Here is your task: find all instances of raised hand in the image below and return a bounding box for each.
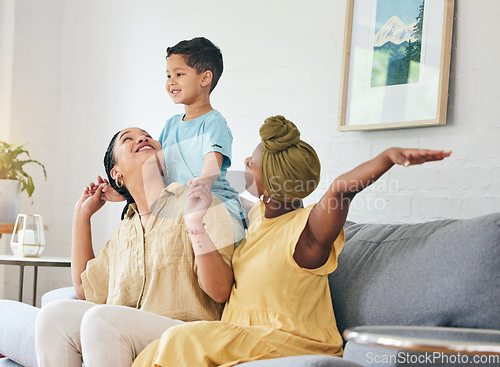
[74,184,106,217]
[98,175,126,202]
[388,148,452,167]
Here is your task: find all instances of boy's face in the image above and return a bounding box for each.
[166,54,209,105]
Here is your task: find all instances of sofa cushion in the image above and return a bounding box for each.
[329,213,500,337]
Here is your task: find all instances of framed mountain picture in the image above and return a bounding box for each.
[338,0,455,131]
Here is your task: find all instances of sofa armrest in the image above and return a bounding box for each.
[0,358,22,367]
[41,286,77,307]
[0,358,23,366]
[0,288,77,366]
[0,300,38,367]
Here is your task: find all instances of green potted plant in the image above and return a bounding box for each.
[0,141,47,223]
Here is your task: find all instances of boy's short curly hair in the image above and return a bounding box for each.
[167,37,223,93]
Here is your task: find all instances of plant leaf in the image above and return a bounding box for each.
[0,140,47,196]
[25,175,35,196]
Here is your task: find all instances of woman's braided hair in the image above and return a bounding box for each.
[103,131,135,219]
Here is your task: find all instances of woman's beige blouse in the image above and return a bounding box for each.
[81,182,235,322]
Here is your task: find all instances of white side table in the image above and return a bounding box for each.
[344,325,500,357]
[0,254,71,306]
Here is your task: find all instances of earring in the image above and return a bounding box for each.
[115,176,124,188]
[259,194,271,204]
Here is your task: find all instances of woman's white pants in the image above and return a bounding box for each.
[35,299,183,367]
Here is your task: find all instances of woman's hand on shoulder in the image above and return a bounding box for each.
[74,183,106,218]
[184,177,213,227]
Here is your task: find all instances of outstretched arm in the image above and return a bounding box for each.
[72,184,106,299]
[294,148,451,269]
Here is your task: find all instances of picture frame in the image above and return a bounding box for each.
[338,0,455,131]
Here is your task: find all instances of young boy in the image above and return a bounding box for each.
[161,37,245,240]
[103,37,246,242]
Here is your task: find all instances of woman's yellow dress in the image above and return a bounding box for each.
[133,202,345,366]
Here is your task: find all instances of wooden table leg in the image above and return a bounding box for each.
[32,266,38,306]
[18,265,24,302]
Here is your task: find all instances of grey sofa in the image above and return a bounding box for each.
[1,213,499,366]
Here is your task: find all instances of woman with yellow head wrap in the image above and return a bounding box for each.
[259,115,321,203]
[131,117,450,366]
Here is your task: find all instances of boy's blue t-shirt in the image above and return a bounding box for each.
[158,110,245,221]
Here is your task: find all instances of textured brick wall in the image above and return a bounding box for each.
[327,0,500,223]
[226,0,500,224]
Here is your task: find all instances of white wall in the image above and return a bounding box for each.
[0,0,16,299]
[1,0,499,302]
[0,0,15,141]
